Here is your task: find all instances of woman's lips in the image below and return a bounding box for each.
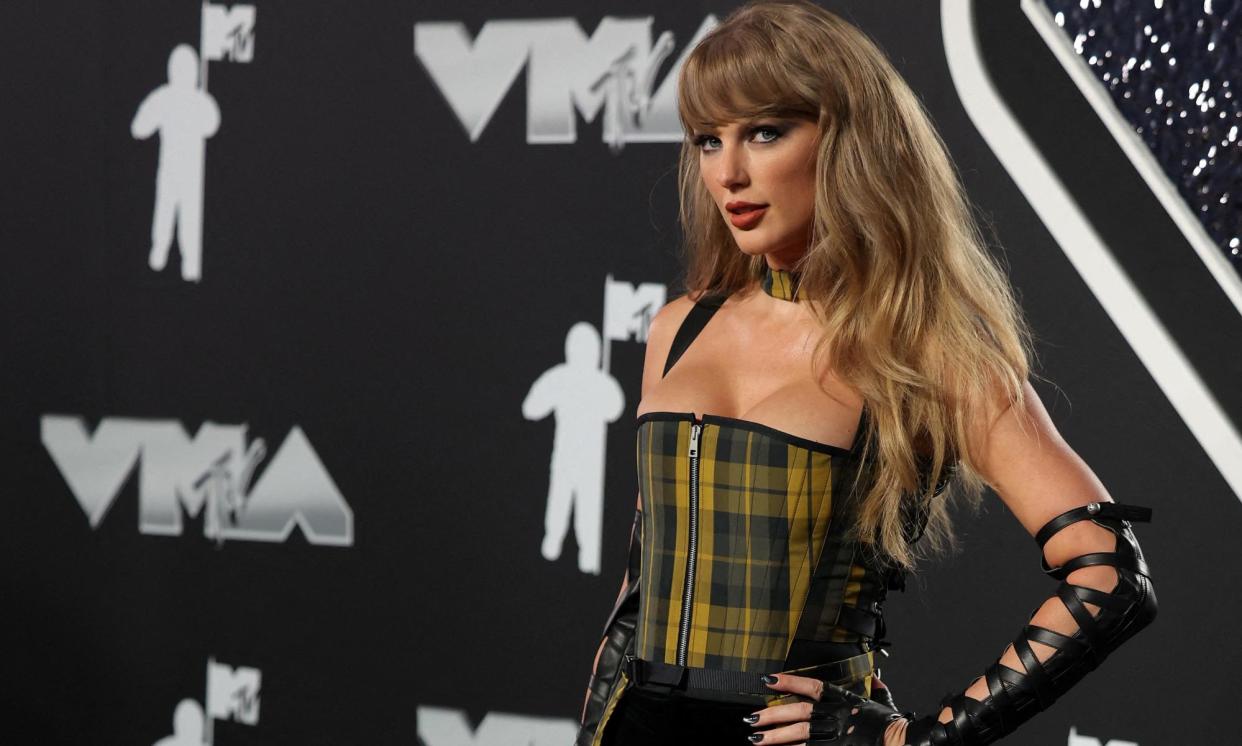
[729,205,767,229]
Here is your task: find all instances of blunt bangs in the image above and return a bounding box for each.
[677,23,821,135]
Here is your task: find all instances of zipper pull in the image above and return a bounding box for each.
[688,423,702,458]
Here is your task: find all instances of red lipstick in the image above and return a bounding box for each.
[726,200,768,229]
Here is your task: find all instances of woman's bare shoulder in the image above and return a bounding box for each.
[650,293,698,341]
[641,294,699,399]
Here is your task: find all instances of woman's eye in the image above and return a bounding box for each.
[694,134,720,152]
[752,126,781,143]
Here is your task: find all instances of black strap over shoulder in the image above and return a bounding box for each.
[662,293,727,378]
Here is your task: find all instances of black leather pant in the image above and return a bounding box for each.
[600,685,772,745]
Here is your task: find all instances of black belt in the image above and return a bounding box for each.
[623,651,875,701]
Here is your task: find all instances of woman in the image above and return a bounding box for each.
[577,2,1157,744]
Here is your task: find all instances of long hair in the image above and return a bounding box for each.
[675,0,1037,569]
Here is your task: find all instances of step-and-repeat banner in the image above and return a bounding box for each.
[4,1,1238,744]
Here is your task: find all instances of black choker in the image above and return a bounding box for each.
[761,266,804,302]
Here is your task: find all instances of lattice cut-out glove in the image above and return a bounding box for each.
[899,501,1157,745]
[793,681,906,744]
[576,506,644,746]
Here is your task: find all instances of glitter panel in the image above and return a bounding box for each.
[1042,0,1242,273]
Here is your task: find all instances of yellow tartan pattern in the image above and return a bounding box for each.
[634,413,883,673]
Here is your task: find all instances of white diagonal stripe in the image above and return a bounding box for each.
[940,0,1242,502]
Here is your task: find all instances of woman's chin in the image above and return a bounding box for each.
[733,235,781,257]
[731,231,763,248]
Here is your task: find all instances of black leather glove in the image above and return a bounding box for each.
[795,682,906,745]
[898,502,1157,745]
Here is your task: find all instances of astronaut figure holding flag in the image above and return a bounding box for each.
[131,44,220,282]
[523,322,625,575]
[523,276,665,575]
[130,3,254,282]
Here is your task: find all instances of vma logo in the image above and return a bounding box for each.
[42,415,353,546]
[414,15,718,152]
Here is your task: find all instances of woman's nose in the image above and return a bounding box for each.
[714,146,749,190]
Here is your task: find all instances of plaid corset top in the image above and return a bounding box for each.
[633,407,892,673]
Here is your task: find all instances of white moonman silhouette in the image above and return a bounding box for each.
[131,44,220,282]
[523,322,625,575]
[153,698,205,746]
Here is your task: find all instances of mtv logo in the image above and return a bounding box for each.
[202,3,257,63]
[603,276,666,343]
[207,660,261,725]
[1068,725,1138,746]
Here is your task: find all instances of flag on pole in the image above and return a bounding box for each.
[603,275,667,343]
[206,658,262,726]
[201,3,257,63]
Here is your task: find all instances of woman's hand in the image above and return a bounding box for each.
[881,717,908,746]
[746,672,909,745]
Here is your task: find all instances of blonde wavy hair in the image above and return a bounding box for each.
[675,0,1037,569]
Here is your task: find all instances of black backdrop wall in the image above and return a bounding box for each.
[3,1,1239,744]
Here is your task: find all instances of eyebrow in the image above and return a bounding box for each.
[692,117,787,135]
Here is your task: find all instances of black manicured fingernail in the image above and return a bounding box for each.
[742,713,760,724]
[760,674,778,685]
[748,734,764,743]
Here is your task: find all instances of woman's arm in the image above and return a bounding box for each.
[891,379,1157,744]
[751,380,1157,745]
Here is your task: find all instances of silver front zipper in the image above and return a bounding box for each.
[676,420,702,666]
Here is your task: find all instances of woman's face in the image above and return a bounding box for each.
[695,116,820,268]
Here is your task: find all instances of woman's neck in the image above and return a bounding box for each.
[761,263,804,302]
